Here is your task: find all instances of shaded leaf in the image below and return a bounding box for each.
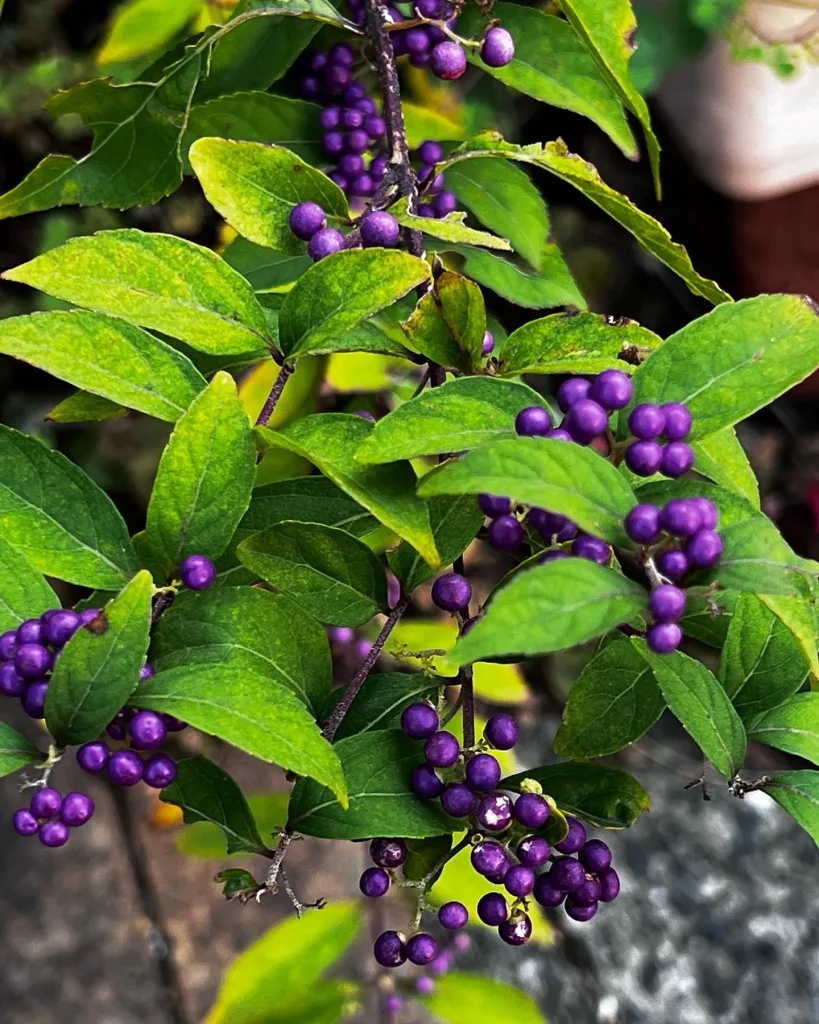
[0,722,42,779]
[388,495,483,593]
[177,793,288,859]
[747,694,819,766]
[392,197,511,251]
[446,242,586,311]
[47,391,128,424]
[222,236,312,292]
[762,771,819,846]
[0,536,58,633]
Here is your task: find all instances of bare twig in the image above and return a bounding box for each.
[256,361,295,427]
[18,744,64,791]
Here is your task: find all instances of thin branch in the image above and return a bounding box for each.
[256,361,295,427]
[454,554,475,749]
[262,828,295,894]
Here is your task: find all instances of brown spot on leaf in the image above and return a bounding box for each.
[625,27,638,51]
[83,613,109,635]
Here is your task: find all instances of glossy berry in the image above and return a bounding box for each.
[77,741,109,773]
[514,792,550,830]
[129,710,167,750]
[487,514,524,552]
[686,529,723,568]
[424,731,460,768]
[60,793,94,827]
[647,621,683,654]
[79,607,102,625]
[407,932,438,965]
[15,643,51,679]
[505,864,535,898]
[657,548,689,581]
[660,499,701,537]
[546,427,573,442]
[477,892,508,926]
[438,901,469,930]
[538,548,569,565]
[431,573,472,613]
[323,131,345,156]
[465,753,501,793]
[477,792,513,832]
[661,402,693,440]
[566,399,608,444]
[441,782,479,818]
[661,441,694,478]
[565,896,598,922]
[143,753,178,789]
[22,681,48,719]
[108,750,144,787]
[0,629,17,660]
[590,369,632,411]
[0,662,25,697]
[481,26,515,67]
[339,153,364,177]
[580,839,612,872]
[482,330,495,355]
[471,840,509,879]
[39,821,70,848]
[341,108,363,129]
[517,834,550,867]
[484,713,519,750]
[360,210,400,248]
[31,788,62,819]
[533,874,565,907]
[628,403,665,440]
[431,40,467,79]
[401,702,439,739]
[359,866,391,898]
[364,115,386,140]
[499,911,532,946]
[374,930,407,968]
[574,877,603,907]
[139,664,155,681]
[550,856,586,892]
[690,497,719,531]
[650,584,686,623]
[289,201,326,240]
[626,440,663,477]
[13,808,39,836]
[308,227,345,261]
[320,106,341,130]
[180,554,216,591]
[411,763,444,798]
[625,504,661,544]
[529,508,566,540]
[42,609,80,647]
[17,618,43,644]
[598,866,621,902]
[370,837,407,868]
[478,493,511,518]
[515,405,551,437]
[573,535,610,565]
[557,377,591,413]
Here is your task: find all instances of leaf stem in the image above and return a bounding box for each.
[256,361,295,427]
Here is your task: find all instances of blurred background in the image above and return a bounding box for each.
[2,1,819,1022]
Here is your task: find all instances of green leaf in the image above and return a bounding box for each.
[0,536,58,633]
[457,3,637,161]
[178,793,288,859]
[184,93,324,166]
[45,571,153,746]
[452,243,587,310]
[403,835,453,882]
[718,593,809,717]
[391,197,511,251]
[761,588,819,683]
[443,135,730,305]
[630,296,819,439]
[501,761,650,828]
[132,665,347,804]
[445,157,549,270]
[403,102,467,149]
[151,587,331,716]
[161,755,268,856]
[0,425,138,589]
[47,391,128,424]
[189,139,348,255]
[451,560,647,666]
[222,237,312,292]
[498,312,662,377]
[326,672,440,742]
[146,372,256,579]
[258,414,440,568]
[98,0,200,65]
[418,437,637,546]
[0,722,42,779]
[4,230,271,356]
[388,495,483,593]
[761,771,819,845]
[633,640,746,778]
[237,522,388,626]
[0,311,205,422]
[357,377,553,465]
[215,868,260,899]
[746,694,819,766]
[690,428,760,508]
[278,249,431,358]
[680,590,736,648]
[436,270,487,370]
[288,730,456,839]
[225,0,350,26]
[423,972,546,1024]
[554,635,665,758]
[401,290,471,372]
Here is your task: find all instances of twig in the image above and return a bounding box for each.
[280,868,327,918]
[261,828,295,895]
[454,554,475,749]
[729,775,771,798]
[19,744,64,791]
[683,760,712,802]
[256,361,295,427]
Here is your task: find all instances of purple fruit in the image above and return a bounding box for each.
[579,839,612,872]
[374,930,407,968]
[330,42,356,67]
[22,680,48,719]
[626,440,663,477]
[13,808,39,836]
[690,497,719,531]
[478,493,511,518]
[482,330,495,355]
[477,892,508,926]
[325,64,351,93]
[657,549,689,580]
[661,402,692,440]
[346,128,370,153]
[555,816,586,854]
[415,976,435,995]
[572,535,611,565]
[323,131,345,156]
[418,139,444,164]
[498,911,532,946]
[39,821,70,848]
[77,742,110,773]
[504,864,535,898]
[79,607,102,625]
[431,573,472,612]
[424,731,460,768]
[433,190,457,218]
[533,874,565,907]
[0,629,17,660]
[598,866,621,902]
[0,662,25,697]
[143,752,177,789]
[565,896,598,921]
[487,514,524,551]
[517,834,550,867]
[30,788,62,819]
[106,718,127,741]
[320,106,341,130]
[566,399,608,444]
[650,584,686,623]
[360,210,400,248]
[407,932,438,965]
[686,529,723,568]
[139,663,155,682]
[539,550,569,564]
[431,40,467,79]
[364,115,386,140]
[590,369,632,411]
[341,108,363,129]
[129,710,167,750]
[406,27,430,54]
[438,901,469,930]
[15,642,51,679]
[659,499,701,537]
[529,508,568,540]
[477,792,512,832]
[308,227,345,261]
[573,877,602,907]
[484,713,519,750]
[107,750,144,787]
[370,837,407,868]
[625,504,661,544]
[401,702,439,739]
[481,26,515,67]
[465,753,501,793]
[513,792,551,829]
[16,618,43,644]
[628,403,665,440]
[60,792,94,827]
[557,378,591,413]
[470,840,508,879]
[411,763,444,798]
[384,995,403,1013]
[515,405,552,437]
[550,856,586,892]
[660,441,694,478]
[546,427,572,442]
[360,866,391,898]
[180,554,216,591]
[647,621,682,654]
[441,782,479,818]
[340,155,365,179]
[289,201,326,240]
[162,715,187,733]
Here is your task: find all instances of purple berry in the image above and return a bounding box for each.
[574,877,602,907]
[310,51,328,72]
[477,792,512,832]
[0,629,17,660]
[481,26,515,67]
[60,792,94,827]
[517,834,550,867]
[453,934,470,951]
[407,932,438,965]
[39,821,70,848]
[504,864,535,898]
[345,83,366,104]
[411,763,444,798]
[661,441,694,478]
[30,788,62,819]
[320,106,341,130]
[418,140,444,164]
[364,115,386,140]
[180,554,216,591]
[487,514,524,552]
[441,782,478,818]
[533,874,565,907]
[401,702,439,739]
[339,153,364,177]
[661,402,692,440]
[300,75,320,99]
[471,840,509,879]
[370,156,387,179]
[356,96,378,115]
[384,995,402,1013]
[628,403,665,440]
[625,504,661,544]
[409,49,431,69]
[22,680,48,719]
[513,792,551,829]
[550,856,586,892]
[374,930,407,968]
[17,618,44,644]
[515,405,552,437]
[15,642,51,679]
[308,227,345,261]
[686,529,723,568]
[162,715,187,733]
[140,664,155,682]
[465,753,501,793]
[657,548,689,580]
[341,107,363,129]
[572,535,611,565]
[107,750,144,787]
[625,440,663,476]
[0,662,25,697]
[477,892,508,926]
[647,621,682,654]
[431,41,467,79]
[555,816,586,854]
[289,201,326,241]
[129,710,167,750]
[106,718,127,741]
[405,27,430,54]
[590,369,632,411]
[659,498,702,537]
[539,550,569,564]
[79,607,102,625]
[360,866,391,898]
[546,427,572,442]
[424,731,460,768]
[77,742,109,773]
[431,573,472,613]
[498,911,532,946]
[482,330,495,355]
[579,839,612,872]
[565,896,598,922]
[323,131,345,156]
[325,65,352,93]
[433,190,457,218]
[566,399,608,444]
[345,128,370,153]
[360,210,400,248]
[598,866,621,902]
[370,837,407,868]
[484,713,519,750]
[690,497,719,531]
[557,377,591,413]
[650,584,686,623]
[438,901,469,930]
[13,808,39,836]
[529,508,568,541]
[143,752,178,789]
[415,976,435,995]
[330,42,356,66]
[478,493,511,518]
[415,0,444,14]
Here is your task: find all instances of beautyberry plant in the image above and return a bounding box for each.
[1,0,819,1020]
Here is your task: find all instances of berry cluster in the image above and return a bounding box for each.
[411,139,458,220]
[12,787,94,848]
[389,4,515,79]
[625,496,723,653]
[624,402,694,478]
[382,931,470,1009]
